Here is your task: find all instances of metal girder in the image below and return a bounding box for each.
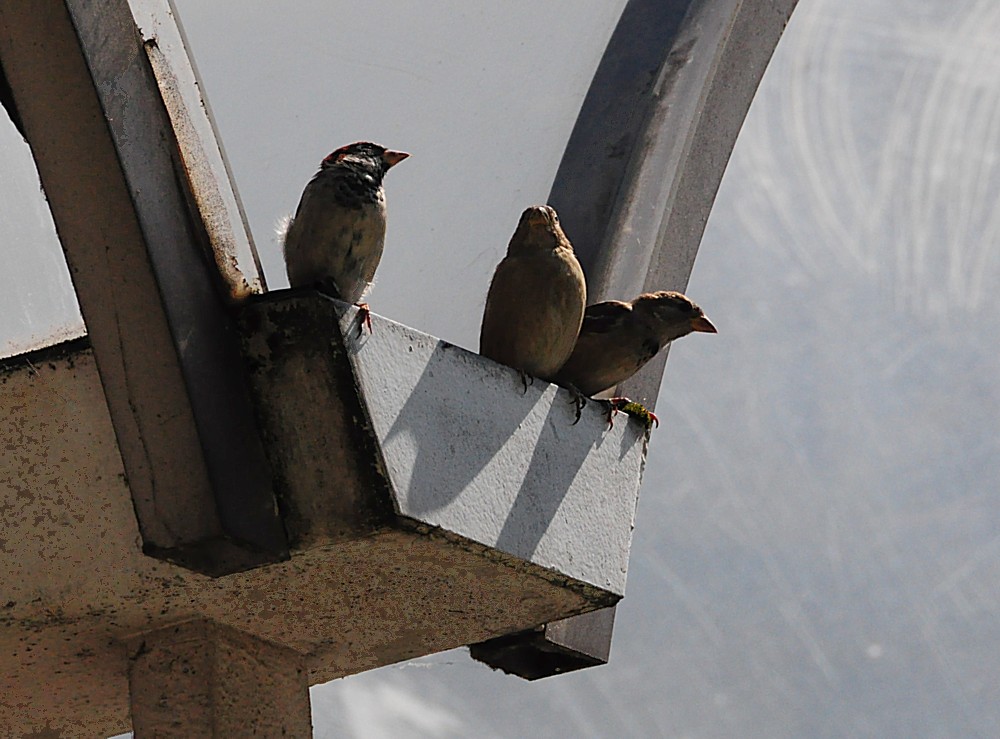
[472,0,799,679]
[0,0,286,574]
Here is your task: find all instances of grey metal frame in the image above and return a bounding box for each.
[472,0,799,679]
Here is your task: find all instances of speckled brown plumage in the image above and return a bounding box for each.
[554,290,716,396]
[283,141,408,303]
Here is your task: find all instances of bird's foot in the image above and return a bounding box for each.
[601,399,619,429]
[355,302,372,336]
[608,397,659,430]
[518,370,535,394]
[565,384,588,425]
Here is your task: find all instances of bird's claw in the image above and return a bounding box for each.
[603,399,619,429]
[565,385,587,425]
[608,397,659,430]
[518,370,535,394]
[355,302,372,337]
[571,390,587,426]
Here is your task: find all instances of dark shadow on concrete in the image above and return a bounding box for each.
[493,399,606,560]
[378,341,540,516]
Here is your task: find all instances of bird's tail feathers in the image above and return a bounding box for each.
[275,213,293,255]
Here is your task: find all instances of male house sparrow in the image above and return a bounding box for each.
[283,142,409,324]
[480,205,586,381]
[554,290,717,397]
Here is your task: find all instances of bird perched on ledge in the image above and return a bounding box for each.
[480,205,586,381]
[283,141,409,329]
[554,290,717,398]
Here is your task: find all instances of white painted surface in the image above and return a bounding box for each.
[341,305,647,596]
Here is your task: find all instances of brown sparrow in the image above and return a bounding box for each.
[283,142,408,329]
[555,290,716,397]
[480,205,586,381]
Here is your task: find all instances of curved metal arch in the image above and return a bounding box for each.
[474,0,799,679]
[551,0,799,407]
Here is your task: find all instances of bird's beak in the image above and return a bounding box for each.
[690,315,717,333]
[383,150,410,168]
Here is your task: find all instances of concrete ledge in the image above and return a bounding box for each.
[240,291,648,596]
[2,294,648,735]
[372,326,644,594]
[347,297,646,594]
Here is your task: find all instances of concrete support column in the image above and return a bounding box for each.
[127,620,312,738]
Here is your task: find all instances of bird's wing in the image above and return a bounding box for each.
[638,336,661,365]
[580,300,632,334]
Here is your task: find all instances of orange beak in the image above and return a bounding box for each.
[690,315,717,333]
[383,150,410,168]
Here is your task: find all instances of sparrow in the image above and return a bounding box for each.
[554,290,717,398]
[480,205,587,382]
[283,141,409,330]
